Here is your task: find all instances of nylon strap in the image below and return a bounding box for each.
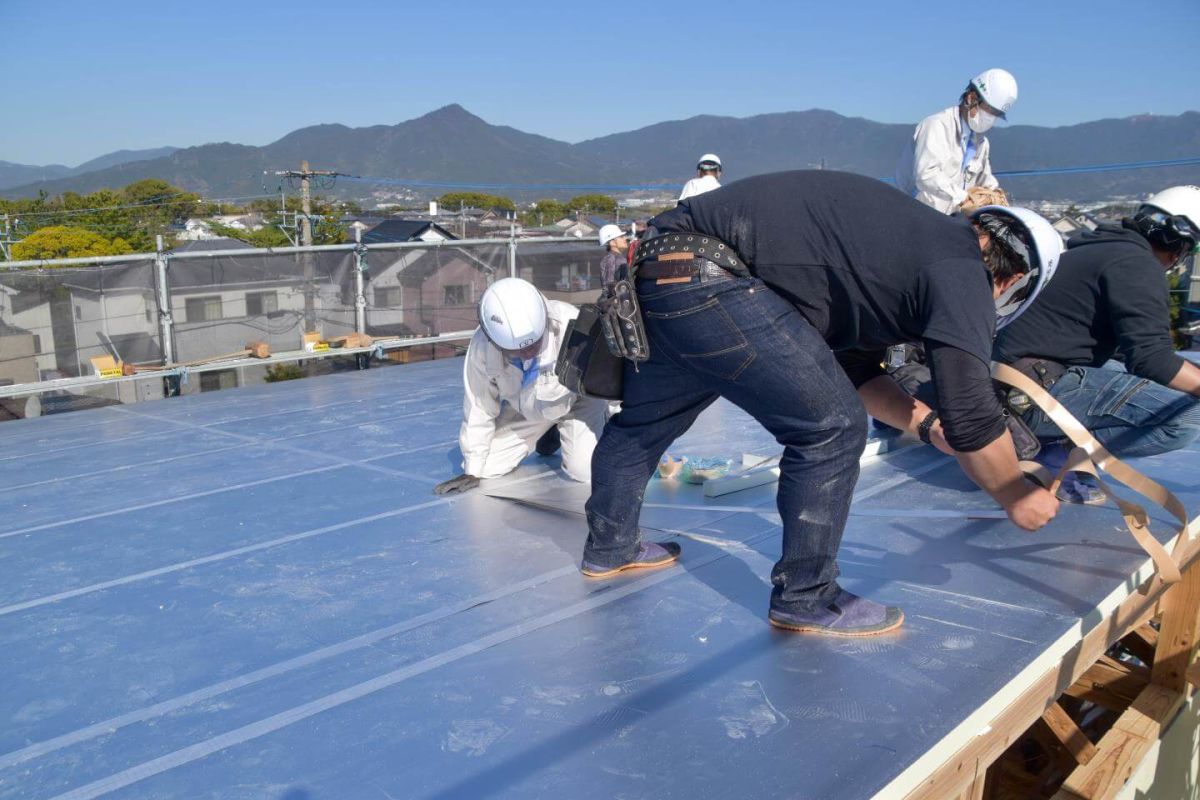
[993,362,1195,587]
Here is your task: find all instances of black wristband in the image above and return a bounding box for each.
[918,410,939,444]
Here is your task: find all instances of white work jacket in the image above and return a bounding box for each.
[459,299,579,476]
[679,175,721,202]
[895,106,999,214]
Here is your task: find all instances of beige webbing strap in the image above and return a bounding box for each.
[993,362,1193,587]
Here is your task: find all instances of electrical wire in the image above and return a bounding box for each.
[337,155,1200,193]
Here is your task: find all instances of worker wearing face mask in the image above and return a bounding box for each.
[896,68,1018,215]
[432,278,611,495]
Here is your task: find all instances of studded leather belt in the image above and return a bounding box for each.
[632,233,750,279]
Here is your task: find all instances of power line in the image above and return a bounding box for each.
[338,155,1200,193]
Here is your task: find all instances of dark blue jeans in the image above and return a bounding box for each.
[1024,365,1200,458]
[583,274,867,614]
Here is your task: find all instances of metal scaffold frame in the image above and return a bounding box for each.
[0,234,591,401]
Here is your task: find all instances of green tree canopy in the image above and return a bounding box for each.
[11,226,132,260]
[565,194,617,215]
[520,199,568,226]
[437,192,515,212]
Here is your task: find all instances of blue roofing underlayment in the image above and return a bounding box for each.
[0,358,1196,799]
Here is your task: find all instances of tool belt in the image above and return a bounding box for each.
[993,362,1196,589]
[1002,357,1068,418]
[632,233,751,279]
[554,304,624,400]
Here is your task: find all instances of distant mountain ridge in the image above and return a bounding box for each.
[3,106,1198,203]
[0,146,180,191]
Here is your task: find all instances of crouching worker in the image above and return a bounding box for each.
[581,170,1062,636]
[433,278,611,495]
[994,186,1200,489]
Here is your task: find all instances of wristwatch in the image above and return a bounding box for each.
[918,410,939,445]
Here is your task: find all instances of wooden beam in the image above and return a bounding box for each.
[1187,659,1200,690]
[1062,656,1150,712]
[1039,702,1097,765]
[1118,624,1158,668]
[902,579,1164,800]
[1151,558,1200,693]
[1051,684,1185,800]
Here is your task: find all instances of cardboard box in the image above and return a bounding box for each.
[301,331,328,353]
[89,355,124,378]
[331,333,374,349]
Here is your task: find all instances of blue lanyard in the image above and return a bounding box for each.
[961,129,977,175]
[510,357,539,388]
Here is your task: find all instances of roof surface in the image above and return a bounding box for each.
[0,357,1195,799]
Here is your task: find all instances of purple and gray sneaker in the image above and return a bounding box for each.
[768,589,904,637]
[580,541,682,578]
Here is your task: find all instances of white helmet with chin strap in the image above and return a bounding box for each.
[477,278,548,351]
[969,68,1018,117]
[1135,185,1200,265]
[598,224,625,248]
[971,205,1063,329]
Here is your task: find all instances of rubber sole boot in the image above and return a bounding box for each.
[535,426,561,457]
[768,589,904,637]
[1056,471,1107,505]
[580,541,682,578]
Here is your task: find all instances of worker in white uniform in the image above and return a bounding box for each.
[678,154,722,202]
[896,69,1018,214]
[433,278,611,495]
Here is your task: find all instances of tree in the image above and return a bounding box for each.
[566,194,617,216]
[11,226,132,260]
[520,199,568,227]
[437,192,515,212]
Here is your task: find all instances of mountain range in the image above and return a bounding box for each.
[3,105,1198,203]
[0,147,179,191]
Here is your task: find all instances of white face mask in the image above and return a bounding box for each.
[967,108,997,133]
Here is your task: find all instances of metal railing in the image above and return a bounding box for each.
[0,233,607,412]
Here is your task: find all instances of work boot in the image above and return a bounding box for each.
[580,541,682,578]
[535,426,561,457]
[1056,472,1107,505]
[1038,443,1106,505]
[768,589,904,637]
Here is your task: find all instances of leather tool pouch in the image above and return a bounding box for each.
[1002,405,1042,461]
[599,279,650,364]
[555,303,624,400]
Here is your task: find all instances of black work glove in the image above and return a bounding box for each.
[433,474,480,495]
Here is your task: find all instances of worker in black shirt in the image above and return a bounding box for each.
[995,186,1200,475]
[579,170,1063,636]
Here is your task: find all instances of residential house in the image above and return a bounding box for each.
[1051,213,1098,238]
[362,220,456,245]
[0,319,39,388]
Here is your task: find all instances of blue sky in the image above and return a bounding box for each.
[2,0,1198,166]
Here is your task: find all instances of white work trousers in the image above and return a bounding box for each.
[471,397,610,483]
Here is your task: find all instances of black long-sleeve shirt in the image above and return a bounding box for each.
[994,222,1184,385]
[650,170,1006,452]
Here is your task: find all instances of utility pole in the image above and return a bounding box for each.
[0,214,16,261]
[269,161,340,331]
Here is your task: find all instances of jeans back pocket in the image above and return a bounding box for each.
[643,297,756,381]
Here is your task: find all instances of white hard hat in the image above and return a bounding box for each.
[970,69,1018,118]
[1142,186,1200,236]
[478,278,547,351]
[972,205,1063,329]
[697,153,722,169]
[598,224,625,247]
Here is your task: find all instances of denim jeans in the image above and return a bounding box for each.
[1023,365,1200,458]
[583,273,867,613]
